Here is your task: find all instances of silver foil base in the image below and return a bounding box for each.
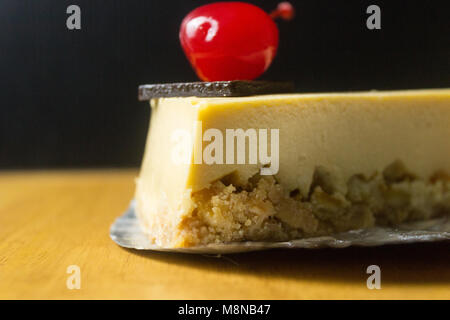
[110,200,450,254]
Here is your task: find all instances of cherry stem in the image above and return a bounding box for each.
[270,2,295,21]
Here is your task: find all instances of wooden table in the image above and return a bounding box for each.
[0,170,449,299]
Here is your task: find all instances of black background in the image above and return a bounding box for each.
[1,0,449,169]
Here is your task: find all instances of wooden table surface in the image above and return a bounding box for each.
[0,169,449,300]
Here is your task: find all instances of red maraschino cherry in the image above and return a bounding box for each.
[179,2,294,81]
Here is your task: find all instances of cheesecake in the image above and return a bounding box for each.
[135,88,450,248]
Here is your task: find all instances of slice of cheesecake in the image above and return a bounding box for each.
[135,89,450,248]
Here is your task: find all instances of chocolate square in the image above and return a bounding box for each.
[138,81,295,101]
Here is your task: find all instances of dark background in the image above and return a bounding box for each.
[1,0,449,169]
